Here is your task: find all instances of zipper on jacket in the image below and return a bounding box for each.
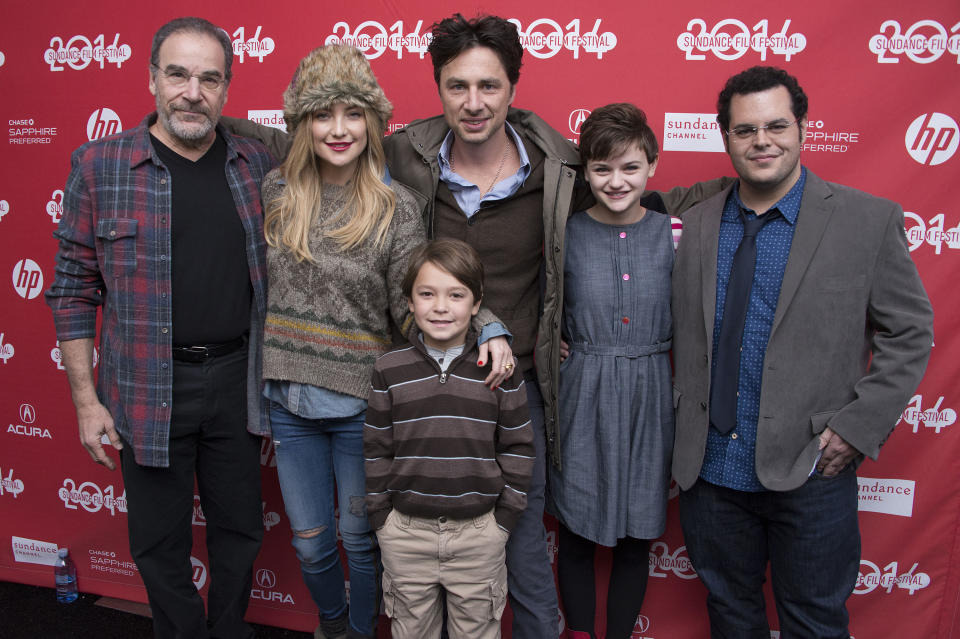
[414,337,471,384]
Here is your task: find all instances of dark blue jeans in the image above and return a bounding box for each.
[505,373,560,639]
[679,468,860,639]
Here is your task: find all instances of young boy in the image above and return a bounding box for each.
[364,239,534,639]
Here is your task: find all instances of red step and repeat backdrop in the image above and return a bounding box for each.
[2,1,958,637]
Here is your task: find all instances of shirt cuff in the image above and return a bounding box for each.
[478,322,512,346]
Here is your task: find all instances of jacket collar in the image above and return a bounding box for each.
[402,107,582,168]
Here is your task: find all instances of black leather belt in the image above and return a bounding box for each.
[171,336,245,362]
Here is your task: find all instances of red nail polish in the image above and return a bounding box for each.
[477,360,484,366]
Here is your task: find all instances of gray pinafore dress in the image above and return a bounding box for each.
[548,210,675,546]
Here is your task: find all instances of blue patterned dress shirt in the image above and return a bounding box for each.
[701,168,807,491]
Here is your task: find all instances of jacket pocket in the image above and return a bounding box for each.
[95,218,138,276]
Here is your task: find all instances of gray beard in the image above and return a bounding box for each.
[158,109,215,148]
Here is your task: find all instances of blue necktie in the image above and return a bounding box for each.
[709,209,780,435]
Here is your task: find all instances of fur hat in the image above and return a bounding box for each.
[283,45,393,138]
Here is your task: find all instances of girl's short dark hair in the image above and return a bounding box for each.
[402,239,484,302]
[579,103,659,164]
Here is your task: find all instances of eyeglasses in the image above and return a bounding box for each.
[151,64,226,92]
[725,118,800,141]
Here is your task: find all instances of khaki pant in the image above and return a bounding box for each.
[376,509,509,639]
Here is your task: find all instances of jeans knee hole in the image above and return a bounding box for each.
[294,526,326,538]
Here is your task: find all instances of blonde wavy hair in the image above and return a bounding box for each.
[264,108,396,261]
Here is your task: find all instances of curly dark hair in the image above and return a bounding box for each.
[427,14,523,87]
[716,66,807,133]
[579,103,659,164]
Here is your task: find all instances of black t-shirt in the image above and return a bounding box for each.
[151,132,251,345]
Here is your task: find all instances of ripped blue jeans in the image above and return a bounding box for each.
[269,404,378,637]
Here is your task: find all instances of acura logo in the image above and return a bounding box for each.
[19,404,36,424]
[634,614,650,633]
[569,108,591,135]
[256,568,276,589]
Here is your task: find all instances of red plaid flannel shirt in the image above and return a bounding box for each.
[46,114,276,467]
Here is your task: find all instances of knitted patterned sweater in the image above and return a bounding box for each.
[261,168,425,398]
[364,333,535,532]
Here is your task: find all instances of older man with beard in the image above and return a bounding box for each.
[46,17,275,639]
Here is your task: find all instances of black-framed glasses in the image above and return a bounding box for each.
[726,118,800,141]
[151,64,225,92]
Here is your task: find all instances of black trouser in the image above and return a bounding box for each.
[557,523,650,639]
[120,348,263,639]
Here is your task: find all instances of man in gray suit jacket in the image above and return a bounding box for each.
[671,66,933,638]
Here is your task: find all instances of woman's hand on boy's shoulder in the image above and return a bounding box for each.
[479,336,515,389]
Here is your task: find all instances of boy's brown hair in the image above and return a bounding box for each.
[402,239,484,302]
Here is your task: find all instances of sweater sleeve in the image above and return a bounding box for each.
[493,361,535,532]
[259,168,284,213]
[364,361,395,530]
[386,185,427,338]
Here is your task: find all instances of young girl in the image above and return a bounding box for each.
[548,103,680,639]
[365,239,534,639]
[260,45,425,639]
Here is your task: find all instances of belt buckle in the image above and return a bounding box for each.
[182,345,211,358]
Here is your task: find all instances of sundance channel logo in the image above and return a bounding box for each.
[663,113,725,153]
[247,110,286,132]
[857,477,915,517]
[11,536,59,566]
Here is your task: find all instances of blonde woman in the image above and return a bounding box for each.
[260,45,423,639]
